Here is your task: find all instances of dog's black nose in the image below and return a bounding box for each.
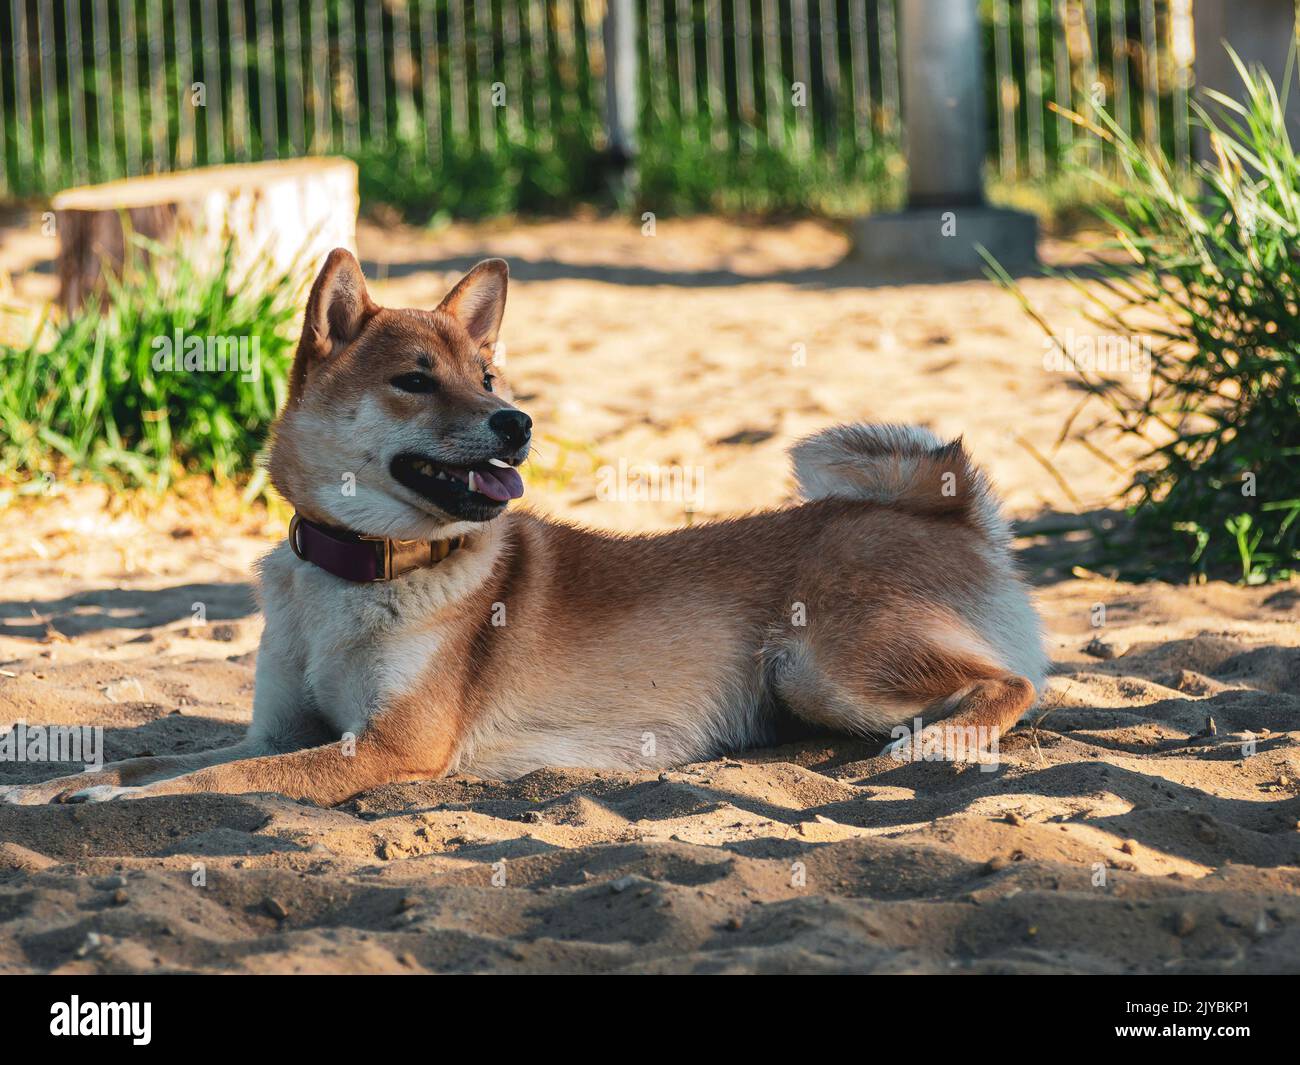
[489,409,532,450]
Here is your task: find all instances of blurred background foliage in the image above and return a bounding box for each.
[0,0,1194,221]
[2,1,1295,584]
[990,50,1300,582]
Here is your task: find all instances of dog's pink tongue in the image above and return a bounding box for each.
[472,465,525,502]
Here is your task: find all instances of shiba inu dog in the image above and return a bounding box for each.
[3,251,1047,807]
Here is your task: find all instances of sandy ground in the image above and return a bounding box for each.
[0,215,1298,974]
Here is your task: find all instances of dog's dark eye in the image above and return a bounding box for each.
[391,373,437,394]
[483,372,495,392]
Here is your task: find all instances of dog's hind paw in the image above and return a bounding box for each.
[66,785,135,803]
[880,736,914,762]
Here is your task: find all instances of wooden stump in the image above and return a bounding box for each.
[52,157,359,314]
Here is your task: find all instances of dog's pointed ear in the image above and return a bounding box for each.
[303,248,378,358]
[437,259,508,351]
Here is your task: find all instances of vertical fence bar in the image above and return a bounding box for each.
[416,0,443,159]
[306,1,332,151]
[390,0,415,145]
[563,0,580,135]
[449,0,469,140]
[704,0,726,147]
[92,0,120,177]
[1109,0,1130,148]
[254,0,279,156]
[337,0,361,151]
[14,0,35,185]
[527,0,550,146]
[117,0,142,174]
[878,0,899,138]
[734,0,756,140]
[848,0,871,150]
[1139,0,1157,149]
[993,0,1015,179]
[365,0,387,148]
[535,0,556,149]
[585,0,607,133]
[1051,0,1072,160]
[38,0,60,185]
[1023,0,1045,176]
[474,0,495,150]
[815,0,841,155]
[646,0,669,124]
[1171,0,1191,171]
[578,0,589,134]
[790,0,811,153]
[502,0,524,138]
[229,0,252,158]
[199,0,225,163]
[175,0,197,167]
[674,0,698,135]
[173,0,196,167]
[1081,0,1101,168]
[144,0,167,171]
[758,0,781,146]
[284,0,306,154]
[0,2,8,194]
[64,0,89,181]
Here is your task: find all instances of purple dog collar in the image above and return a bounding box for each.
[288,513,462,582]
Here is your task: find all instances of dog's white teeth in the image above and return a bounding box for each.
[467,471,478,493]
[434,470,449,480]
[488,458,510,468]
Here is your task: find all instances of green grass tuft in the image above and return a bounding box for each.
[987,47,1300,583]
[0,237,304,494]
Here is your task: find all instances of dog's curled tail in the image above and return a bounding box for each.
[790,423,1011,545]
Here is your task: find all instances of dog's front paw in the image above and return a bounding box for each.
[66,785,136,804]
[1,770,122,805]
[2,781,71,805]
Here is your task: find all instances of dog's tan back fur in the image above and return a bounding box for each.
[3,252,1047,808]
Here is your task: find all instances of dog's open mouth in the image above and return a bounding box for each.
[390,453,525,519]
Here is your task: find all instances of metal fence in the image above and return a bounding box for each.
[0,0,1196,199]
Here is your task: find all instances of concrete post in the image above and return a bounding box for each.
[1194,0,1300,157]
[850,0,1037,278]
[604,0,638,165]
[901,0,985,208]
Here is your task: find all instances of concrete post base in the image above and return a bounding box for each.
[849,205,1038,280]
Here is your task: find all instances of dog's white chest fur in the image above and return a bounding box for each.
[254,542,461,742]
